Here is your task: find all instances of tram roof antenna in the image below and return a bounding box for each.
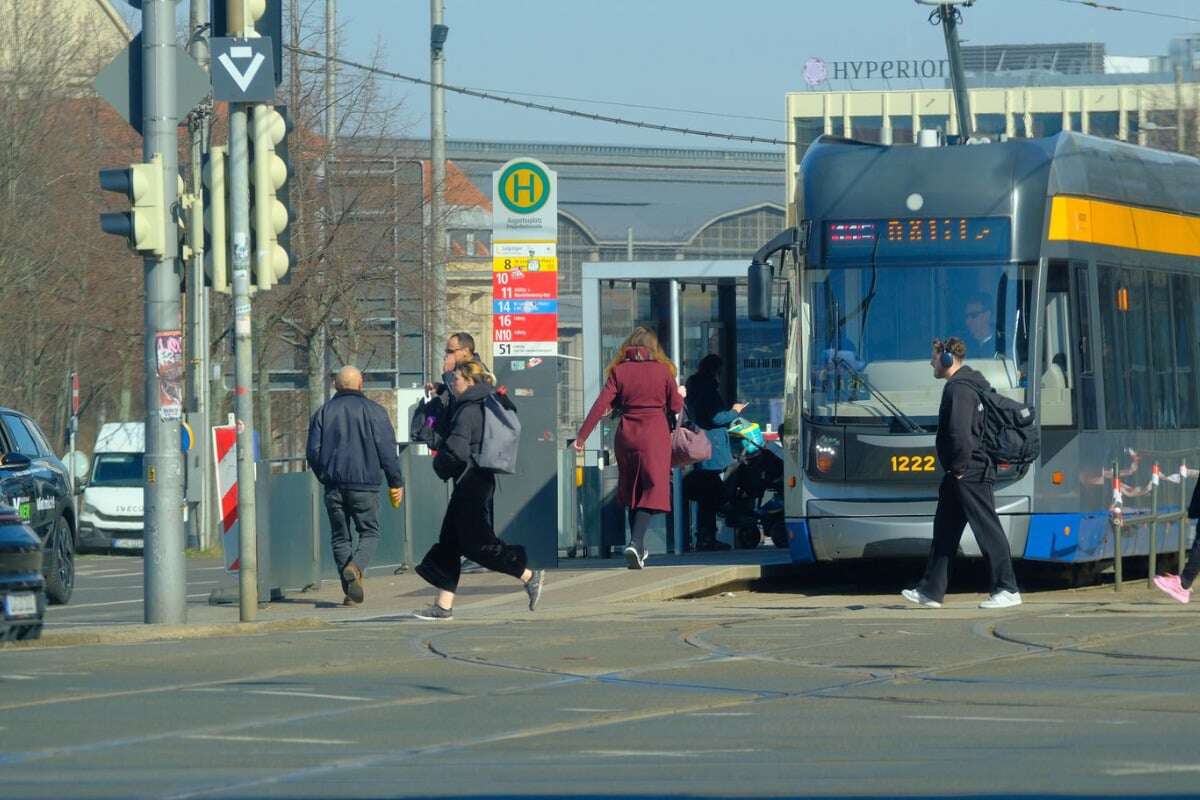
[915,1,978,143]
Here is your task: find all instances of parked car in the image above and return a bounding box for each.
[0,407,75,605]
[78,422,145,552]
[0,504,44,641]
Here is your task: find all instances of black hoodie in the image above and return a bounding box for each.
[432,381,493,481]
[936,365,993,481]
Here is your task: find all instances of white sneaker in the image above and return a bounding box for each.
[623,546,644,570]
[979,590,1022,609]
[901,588,942,608]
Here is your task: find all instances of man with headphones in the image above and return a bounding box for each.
[902,337,1022,609]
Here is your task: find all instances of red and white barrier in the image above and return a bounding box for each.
[213,423,240,574]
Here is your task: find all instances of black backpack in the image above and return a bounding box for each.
[963,383,1040,466]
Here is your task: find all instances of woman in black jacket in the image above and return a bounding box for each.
[413,361,544,620]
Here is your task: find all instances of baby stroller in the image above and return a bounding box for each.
[720,418,786,549]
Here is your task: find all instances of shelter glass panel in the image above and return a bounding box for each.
[1031,112,1063,137]
[1088,111,1120,139]
[888,115,914,143]
[975,113,1007,136]
[853,116,883,143]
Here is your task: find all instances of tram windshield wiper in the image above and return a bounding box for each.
[832,355,928,434]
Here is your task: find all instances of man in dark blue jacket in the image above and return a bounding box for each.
[307,366,404,605]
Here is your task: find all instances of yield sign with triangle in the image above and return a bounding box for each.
[210,37,276,103]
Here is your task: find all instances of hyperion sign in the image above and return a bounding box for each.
[492,158,558,357]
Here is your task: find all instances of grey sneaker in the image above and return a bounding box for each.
[623,546,645,570]
[524,569,545,611]
[412,604,454,621]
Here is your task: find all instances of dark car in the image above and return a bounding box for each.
[0,408,75,605]
[0,506,45,641]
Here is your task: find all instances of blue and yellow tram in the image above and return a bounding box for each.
[749,131,1200,573]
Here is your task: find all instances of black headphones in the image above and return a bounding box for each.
[935,338,955,369]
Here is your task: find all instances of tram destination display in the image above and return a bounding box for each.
[824,217,1011,262]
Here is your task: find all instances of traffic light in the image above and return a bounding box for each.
[98,154,165,255]
[250,104,289,290]
[202,146,230,294]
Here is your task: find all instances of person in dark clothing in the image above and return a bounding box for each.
[423,332,491,439]
[902,337,1022,610]
[413,361,544,620]
[1154,478,1200,603]
[306,366,404,606]
[684,355,747,551]
[575,327,683,569]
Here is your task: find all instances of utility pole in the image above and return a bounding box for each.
[313,0,334,422]
[1176,65,1187,154]
[188,0,212,551]
[430,0,448,365]
[228,0,259,621]
[142,0,187,624]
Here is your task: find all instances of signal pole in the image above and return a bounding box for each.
[142,0,187,624]
[188,0,212,551]
[430,0,448,366]
[228,0,259,621]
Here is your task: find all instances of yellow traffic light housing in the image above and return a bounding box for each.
[202,146,230,294]
[99,154,166,255]
[251,105,289,290]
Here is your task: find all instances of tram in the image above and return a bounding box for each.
[748,131,1200,573]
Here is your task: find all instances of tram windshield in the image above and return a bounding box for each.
[803,262,1032,425]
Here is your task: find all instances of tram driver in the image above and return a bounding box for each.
[963,292,1000,358]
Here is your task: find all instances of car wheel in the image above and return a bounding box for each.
[44,515,75,605]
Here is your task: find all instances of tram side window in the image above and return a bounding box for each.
[1148,272,1178,428]
[1098,266,1130,428]
[1073,265,1099,429]
[1098,265,1160,430]
[1172,274,1200,428]
[1040,263,1074,427]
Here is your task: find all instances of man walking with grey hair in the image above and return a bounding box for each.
[307,366,404,606]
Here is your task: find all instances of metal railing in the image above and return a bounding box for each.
[1108,450,1196,591]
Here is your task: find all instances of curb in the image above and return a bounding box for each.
[3,617,334,650]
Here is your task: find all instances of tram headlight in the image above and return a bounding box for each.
[813,434,840,475]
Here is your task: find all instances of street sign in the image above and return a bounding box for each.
[210,38,276,102]
[491,160,558,358]
[211,0,283,87]
[94,34,210,135]
[492,158,558,241]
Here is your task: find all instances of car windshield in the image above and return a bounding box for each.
[90,453,143,487]
[803,262,1033,425]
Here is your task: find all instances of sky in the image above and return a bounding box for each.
[323,0,1197,151]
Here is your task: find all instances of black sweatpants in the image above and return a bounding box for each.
[416,469,527,594]
[917,473,1019,603]
[324,487,381,595]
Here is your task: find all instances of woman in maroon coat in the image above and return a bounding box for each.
[575,327,683,569]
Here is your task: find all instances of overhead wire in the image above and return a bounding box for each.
[282,44,794,149]
[1047,0,1200,24]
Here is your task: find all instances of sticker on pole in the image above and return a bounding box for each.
[210,37,276,102]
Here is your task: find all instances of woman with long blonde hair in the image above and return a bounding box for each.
[575,326,683,568]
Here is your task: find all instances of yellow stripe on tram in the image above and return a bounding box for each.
[1048,195,1200,258]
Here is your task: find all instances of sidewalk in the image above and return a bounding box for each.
[33,548,797,646]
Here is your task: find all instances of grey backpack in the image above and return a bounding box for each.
[476,389,521,474]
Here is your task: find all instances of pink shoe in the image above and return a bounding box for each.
[1153,574,1191,604]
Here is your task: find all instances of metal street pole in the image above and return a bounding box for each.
[228,0,259,621]
[937,3,973,140]
[142,0,187,624]
[430,0,447,365]
[1176,65,1186,154]
[188,0,212,551]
